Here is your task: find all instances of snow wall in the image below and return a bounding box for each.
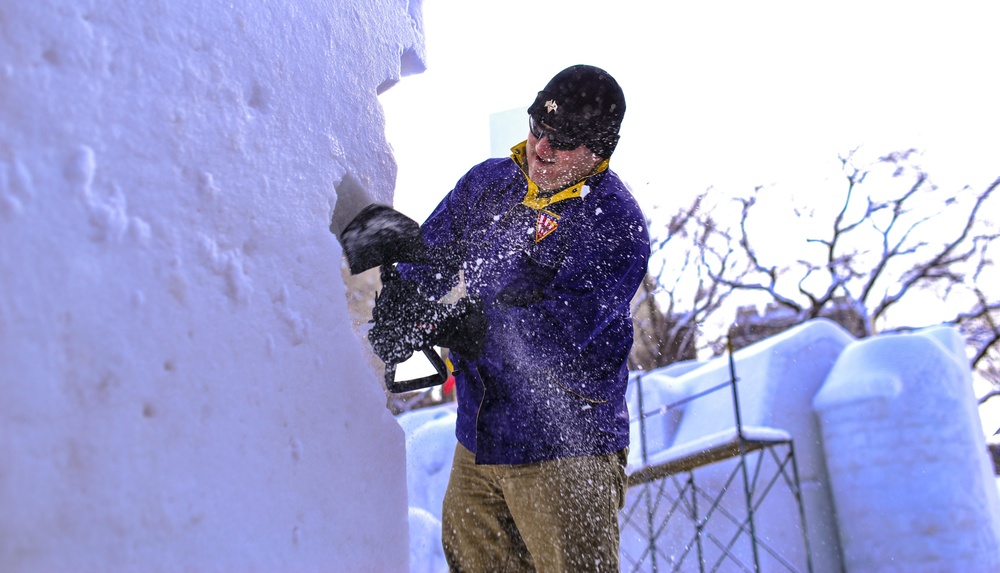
[0,1,424,571]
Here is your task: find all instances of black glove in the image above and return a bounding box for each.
[436,296,487,358]
[368,277,487,364]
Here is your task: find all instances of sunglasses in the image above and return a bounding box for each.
[529,116,581,151]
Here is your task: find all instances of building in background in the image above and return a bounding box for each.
[490,107,528,158]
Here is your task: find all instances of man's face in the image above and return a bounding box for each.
[526,118,603,192]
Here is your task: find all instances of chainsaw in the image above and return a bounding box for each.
[337,203,449,393]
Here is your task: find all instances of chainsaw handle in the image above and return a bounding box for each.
[384,347,450,393]
[377,264,449,393]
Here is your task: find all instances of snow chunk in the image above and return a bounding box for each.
[409,507,447,573]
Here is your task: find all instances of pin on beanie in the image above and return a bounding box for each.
[527,65,626,158]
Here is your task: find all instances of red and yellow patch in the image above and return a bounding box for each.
[535,211,559,242]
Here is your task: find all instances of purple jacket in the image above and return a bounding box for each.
[400,146,650,464]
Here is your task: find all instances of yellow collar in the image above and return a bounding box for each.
[510,141,609,210]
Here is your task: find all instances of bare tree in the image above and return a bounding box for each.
[966,286,1000,409]
[630,194,748,369]
[689,149,1000,387]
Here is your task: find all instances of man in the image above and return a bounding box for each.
[370,64,650,572]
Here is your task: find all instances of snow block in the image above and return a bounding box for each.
[814,326,1000,572]
[404,409,459,521]
[408,507,447,573]
[0,1,424,571]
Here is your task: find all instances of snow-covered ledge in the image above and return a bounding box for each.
[0,1,423,570]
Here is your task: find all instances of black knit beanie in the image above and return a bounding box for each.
[527,65,626,158]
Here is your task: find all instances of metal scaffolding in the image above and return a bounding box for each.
[620,341,814,573]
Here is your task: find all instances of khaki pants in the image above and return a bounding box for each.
[441,443,628,573]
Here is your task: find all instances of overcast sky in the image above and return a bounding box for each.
[380,0,999,224]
